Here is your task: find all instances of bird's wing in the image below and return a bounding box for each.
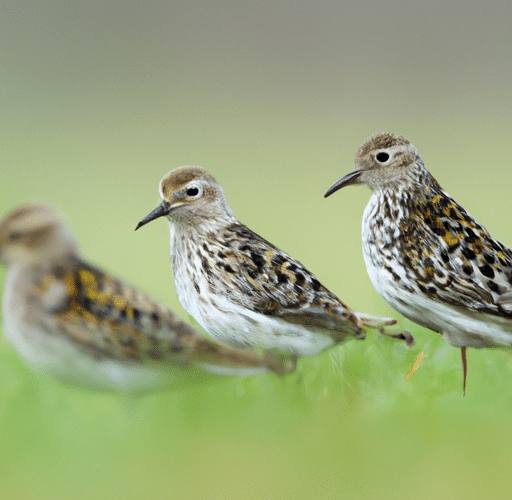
[210,223,400,340]
[36,261,199,363]
[406,189,512,318]
[216,224,348,301]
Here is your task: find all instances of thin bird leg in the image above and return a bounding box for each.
[461,346,467,396]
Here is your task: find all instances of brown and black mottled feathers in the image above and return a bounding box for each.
[201,222,395,338]
[400,178,512,318]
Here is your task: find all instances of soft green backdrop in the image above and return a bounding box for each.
[2,1,512,498]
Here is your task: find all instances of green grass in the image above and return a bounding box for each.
[2,319,512,499]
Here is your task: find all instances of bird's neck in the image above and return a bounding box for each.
[371,167,442,209]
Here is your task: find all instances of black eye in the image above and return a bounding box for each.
[187,187,199,197]
[8,231,22,242]
[376,152,390,163]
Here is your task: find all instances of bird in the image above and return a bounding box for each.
[325,131,512,393]
[135,165,413,361]
[0,203,291,393]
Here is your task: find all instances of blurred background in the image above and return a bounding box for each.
[2,1,512,498]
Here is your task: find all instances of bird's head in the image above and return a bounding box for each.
[136,166,234,231]
[325,132,424,197]
[0,203,77,267]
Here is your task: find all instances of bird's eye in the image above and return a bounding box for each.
[376,152,390,163]
[187,187,199,197]
[8,231,23,242]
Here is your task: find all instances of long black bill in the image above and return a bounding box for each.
[324,170,363,198]
[135,201,171,230]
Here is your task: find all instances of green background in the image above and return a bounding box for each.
[2,2,512,498]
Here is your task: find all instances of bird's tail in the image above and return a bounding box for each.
[354,312,415,347]
[192,339,297,377]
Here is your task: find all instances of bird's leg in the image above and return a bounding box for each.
[461,346,467,396]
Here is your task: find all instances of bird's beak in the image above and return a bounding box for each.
[324,170,363,198]
[135,201,172,230]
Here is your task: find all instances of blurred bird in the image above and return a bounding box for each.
[325,132,512,392]
[0,203,289,393]
[136,166,412,361]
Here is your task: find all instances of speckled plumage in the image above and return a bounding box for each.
[136,166,412,358]
[325,132,512,390]
[0,203,287,392]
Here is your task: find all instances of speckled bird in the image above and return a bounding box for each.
[325,132,512,391]
[0,203,289,393]
[136,166,412,359]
